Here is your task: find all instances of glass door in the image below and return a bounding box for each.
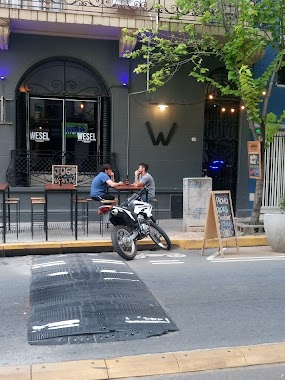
[65,99,97,156]
[29,97,64,153]
[29,97,98,171]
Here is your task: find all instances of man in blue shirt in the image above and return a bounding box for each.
[90,164,123,203]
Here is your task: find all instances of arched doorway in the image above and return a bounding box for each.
[8,58,118,186]
[203,68,240,209]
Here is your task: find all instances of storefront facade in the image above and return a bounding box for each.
[0,5,253,219]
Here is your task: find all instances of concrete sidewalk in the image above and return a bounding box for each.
[0,218,269,256]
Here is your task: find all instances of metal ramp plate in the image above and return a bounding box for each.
[28,253,178,345]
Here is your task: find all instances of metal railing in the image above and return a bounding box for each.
[0,0,237,24]
[263,132,285,210]
[6,150,120,187]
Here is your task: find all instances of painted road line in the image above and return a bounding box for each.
[207,251,221,260]
[150,260,184,265]
[211,256,285,263]
[136,252,186,259]
[149,260,183,262]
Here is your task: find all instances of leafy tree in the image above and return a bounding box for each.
[127,0,285,224]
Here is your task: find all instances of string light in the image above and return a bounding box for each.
[209,94,213,99]
[231,108,235,113]
[80,103,85,109]
[262,90,266,96]
[221,107,226,112]
[241,105,245,110]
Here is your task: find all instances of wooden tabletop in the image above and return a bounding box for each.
[115,184,138,191]
[0,182,9,191]
[45,184,77,191]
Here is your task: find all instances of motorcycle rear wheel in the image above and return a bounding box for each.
[149,221,172,250]
[111,225,137,260]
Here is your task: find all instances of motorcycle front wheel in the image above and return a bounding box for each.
[111,225,137,260]
[149,221,172,250]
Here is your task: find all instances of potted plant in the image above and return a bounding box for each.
[264,194,285,253]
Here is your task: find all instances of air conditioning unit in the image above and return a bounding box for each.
[114,0,139,7]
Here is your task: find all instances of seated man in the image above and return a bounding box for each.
[90,164,123,204]
[133,162,155,202]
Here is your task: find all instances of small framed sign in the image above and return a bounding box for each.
[248,141,262,179]
[52,165,78,186]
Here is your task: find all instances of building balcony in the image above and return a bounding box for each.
[0,0,230,51]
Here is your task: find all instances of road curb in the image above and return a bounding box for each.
[0,235,269,256]
[1,342,285,379]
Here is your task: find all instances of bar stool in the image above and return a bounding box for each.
[31,197,46,238]
[150,198,159,223]
[98,200,117,236]
[72,198,89,235]
[5,198,20,238]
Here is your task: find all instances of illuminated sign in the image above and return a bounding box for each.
[65,122,88,138]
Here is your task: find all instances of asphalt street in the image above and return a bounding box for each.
[1,247,285,372]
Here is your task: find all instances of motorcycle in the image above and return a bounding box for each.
[102,189,171,260]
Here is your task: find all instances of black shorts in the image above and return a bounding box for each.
[92,193,115,201]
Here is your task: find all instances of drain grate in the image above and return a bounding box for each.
[28,253,178,345]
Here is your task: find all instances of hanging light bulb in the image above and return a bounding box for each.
[262,90,266,96]
[80,102,85,109]
[209,94,213,99]
[231,108,235,113]
[157,103,168,111]
[241,105,245,110]
[221,107,226,112]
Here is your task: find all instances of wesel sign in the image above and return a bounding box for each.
[30,130,50,143]
[52,165,78,186]
[201,191,238,257]
[248,141,261,179]
[77,132,96,143]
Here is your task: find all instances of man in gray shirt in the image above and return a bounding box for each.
[133,163,155,201]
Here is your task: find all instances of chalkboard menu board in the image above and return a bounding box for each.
[52,165,78,186]
[202,190,238,256]
[248,141,261,179]
[214,192,236,239]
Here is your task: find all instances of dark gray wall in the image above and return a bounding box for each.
[0,32,251,218]
[127,61,204,190]
[0,33,129,182]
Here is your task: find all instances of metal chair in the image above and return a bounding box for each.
[150,198,159,223]
[31,197,46,238]
[98,200,117,236]
[5,198,21,238]
[72,198,89,235]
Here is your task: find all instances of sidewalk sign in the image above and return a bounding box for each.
[248,141,262,179]
[201,191,238,257]
[52,165,78,185]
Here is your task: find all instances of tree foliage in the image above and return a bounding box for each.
[128,0,285,223]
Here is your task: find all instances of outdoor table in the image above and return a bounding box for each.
[44,184,78,241]
[0,182,10,243]
[114,184,148,204]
